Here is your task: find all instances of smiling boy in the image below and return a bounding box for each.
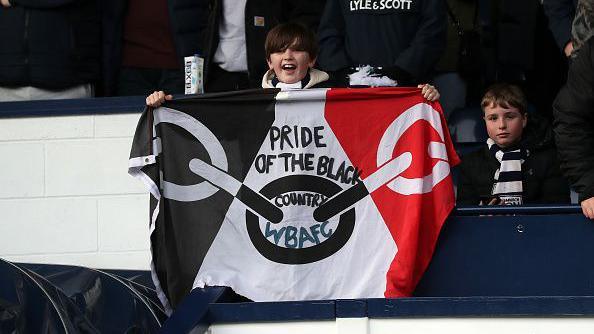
[146,23,441,106]
[457,83,570,205]
[146,23,331,104]
[261,23,330,90]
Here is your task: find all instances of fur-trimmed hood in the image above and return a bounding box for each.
[261,68,330,89]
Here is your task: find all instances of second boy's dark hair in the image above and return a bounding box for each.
[481,83,528,115]
[265,23,318,60]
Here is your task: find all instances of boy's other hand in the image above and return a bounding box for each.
[418,84,440,102]
[581,197,594,220]
[146,91,172,108]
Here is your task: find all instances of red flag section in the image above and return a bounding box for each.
[324,87,460,296]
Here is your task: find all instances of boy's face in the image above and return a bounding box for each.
[483,103,527,148]
[267,44,315,84]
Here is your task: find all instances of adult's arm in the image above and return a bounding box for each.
[543,0,576,51]
[392,0,447,80]
[553,37,594,202]
[316,0,351,71]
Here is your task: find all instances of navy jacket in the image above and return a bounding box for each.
[317,0,447,83]
[457,144,571,205]
[0,0,101,89]
[102,0,209,95]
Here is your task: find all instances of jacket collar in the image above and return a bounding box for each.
[261,68,329,89]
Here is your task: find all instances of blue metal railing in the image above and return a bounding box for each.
[453,204,583,216]
[0,96,146,118]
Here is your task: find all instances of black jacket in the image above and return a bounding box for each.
[102,0,209,95]
[317,0,447,84]
[0,0,101,89]
[543,0,577,51]
[479,0,540,84]
[458,120,571,205]
[202,0,326,91]
[553,37,594,202]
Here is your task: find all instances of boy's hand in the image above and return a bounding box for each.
[146,91,172,108]
[418,84,440,102]
[1,0,11,7]
[581,197,594,220]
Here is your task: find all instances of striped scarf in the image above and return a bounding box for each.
[487,138,527,205]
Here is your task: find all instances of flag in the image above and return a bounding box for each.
[129,87,459,312]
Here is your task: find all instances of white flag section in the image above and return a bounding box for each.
[193,89,397,301]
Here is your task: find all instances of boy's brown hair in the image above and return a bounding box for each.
[481,83,528,115]
[265,23,318,60]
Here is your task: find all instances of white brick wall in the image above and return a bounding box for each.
[0,113,151,270]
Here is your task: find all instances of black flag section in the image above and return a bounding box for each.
[129,89,278,309]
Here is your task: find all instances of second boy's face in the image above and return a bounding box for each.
[267,46,315,84]
[484,104,527,148]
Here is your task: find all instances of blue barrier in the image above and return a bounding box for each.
[164,296,594,332]
[0,89,274,118]
[452,205,582,215]
[160,287,229,334]
[416,207,593,297]
[202,296,594,322]
[161,205,594,333]
[0,96,146,118]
